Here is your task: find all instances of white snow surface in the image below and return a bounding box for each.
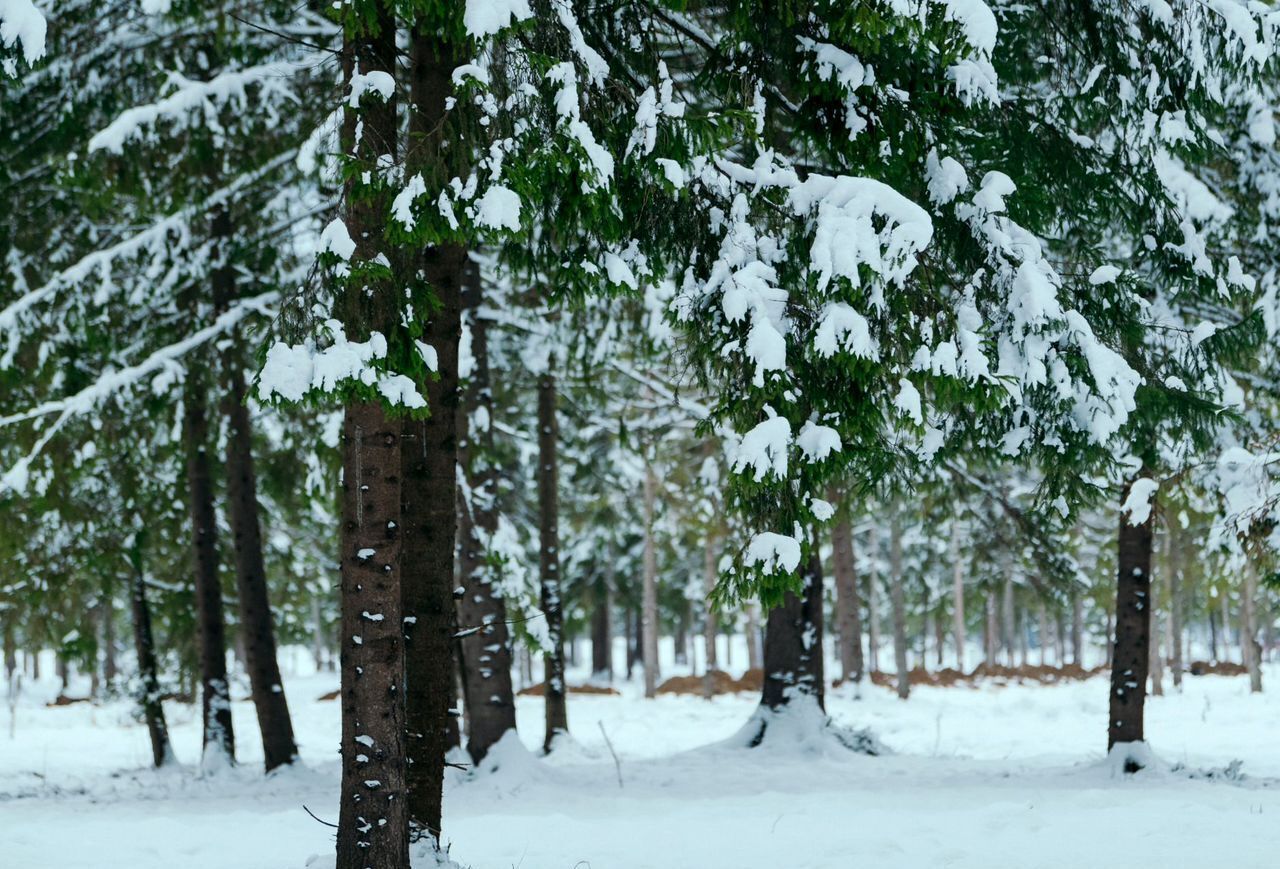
[5,650,1280,868]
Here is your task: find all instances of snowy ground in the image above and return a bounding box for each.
[4,648,1280,869]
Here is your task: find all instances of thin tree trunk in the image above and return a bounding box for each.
[3,620,15,687]
[1108,477,1155,758]
[831,506,864,687]
[128,537,172,767]
[889,512,909,700]
[311,594,326,673]
[1054,612,1065,668]
[334,7,408,864]
[1104,605,1114,668]
[1243,560,1262,693]
[1039,604,1049,668]
[983,594,996,668]
[676,601,691,667]
[746,603,763,671]
[538,373,568,749]
[642,459,660,698]
[1017,607,1028,667]
[591,574,612,681]
[103,575,117,687]
[222,362,297,770]
[951,526,966,673]
[624,607,635,679]
[1209,601,1221,662]
[1001,570,1016,667]
[702,533,719,698]
[209,196,297,771]
[867,526,881,673]
[933,605,945,668]
[1072,591,1084,667]
[1149,564,1164,697]
[183,374,234,767]
[1169,529,1183,689]
[757,546,825,726]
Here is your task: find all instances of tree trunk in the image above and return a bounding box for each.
[1038,604,1049,668]
[454,272,517,762]
[591,576,612,680]
[1108,477,1155,759]
[674,601,689,667]
[746,603,763,671]
[1169,530,1183,689]
[1072,591,1084,666]
[867,525,881,673]
[334,7,409,865]
[831,507,864,687]
[1243,560,1262,693]
[128,538,172,767]
[183,374,235,767]
[103,575,118,687]
[399,26,469,839]
[208,195,297,771]
[538,373,568,750]
[1054,612,1065,668]
[337,401,409,863]
[951,526,966,672]
[311,594,326,673]
[758,548,825,718]
[1209,601,1221,662]
[1149,566,1163,697]
[1221,592,1234,663]
[642,459,660,698]
[3,620,15,687]
[889,513,909,700]
[1001,569,1016,667]
[702,533,719,698]
[624,607,635,680]
[222,362,297,771]
[983,594,996,668]
[1104,605,1114,668]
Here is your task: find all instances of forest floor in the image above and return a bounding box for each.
[4,653,1280,868]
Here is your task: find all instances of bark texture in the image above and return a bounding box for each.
[1243,560,1262,693]
[759,549,825,717]
[335,6,409,865]
[641,459,659,698]
[831,509,864,686]
[183,375,235,766]
[888,514,909,699]
[128,538,171,767]
[702,533,719,699]
[1108,478,1155,759]
[590,573,613,680]
[951,527,966,672]
[538,373,568,749]
[223,363,297,771]
[337,402,409,865]
[867,526,881,673]
[455,272,517,763]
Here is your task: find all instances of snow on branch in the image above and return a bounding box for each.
[0,292,279,495]
[88,58,321,154]
[0,151,296,357]
[0,0,46,72]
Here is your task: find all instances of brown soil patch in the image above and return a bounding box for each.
[517,682,620,696]
[316,689,341,701]
[653,668,764,696]
[1188,660,1248,676]
[855,662,1109,689]
[45,694,91,707]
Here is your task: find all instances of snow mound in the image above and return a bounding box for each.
[721,699,884,758]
